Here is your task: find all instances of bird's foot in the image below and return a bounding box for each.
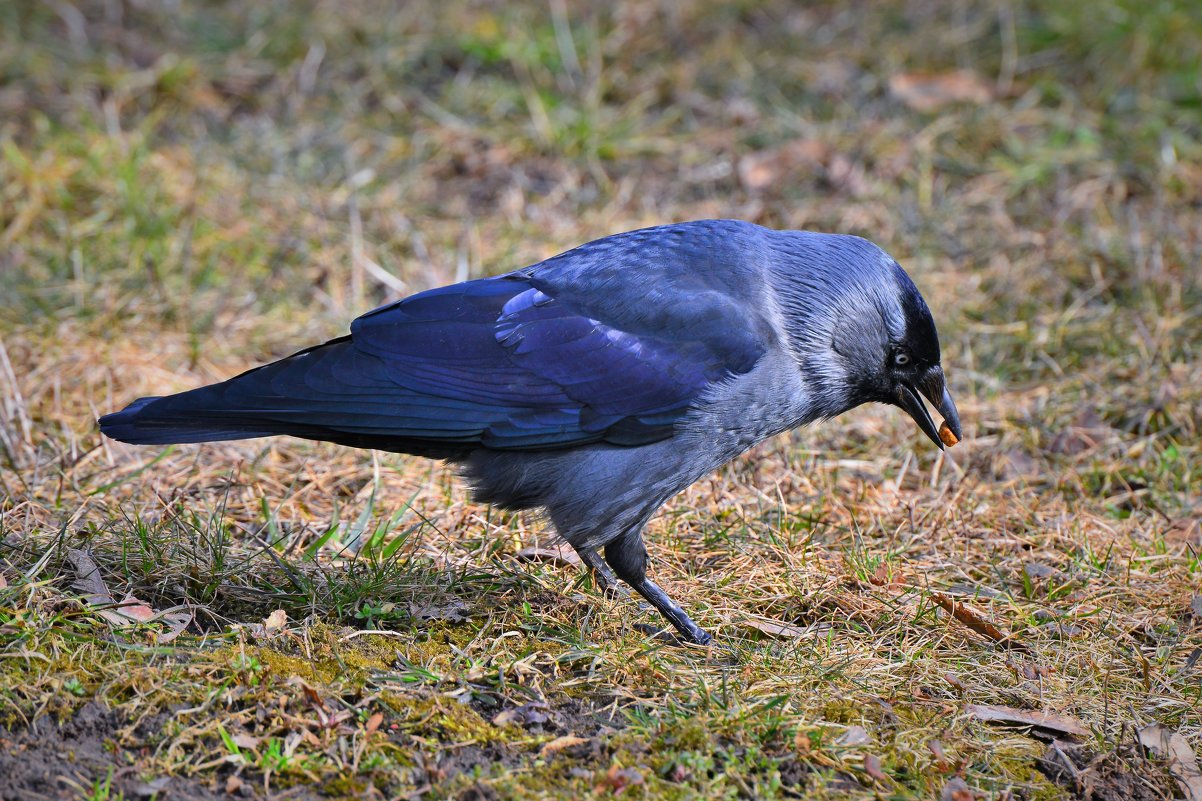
[633,622,737,660]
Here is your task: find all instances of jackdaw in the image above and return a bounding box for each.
[100,219,961,645]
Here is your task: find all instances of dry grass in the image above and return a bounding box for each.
[2,1,1201,799]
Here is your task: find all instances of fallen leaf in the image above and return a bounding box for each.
[66,548,114,607]
[407,602,470,623]
[1006,658,1051,681]
[742,616,823,639]
[863,753,889,783]
[224,775,243,795]
[492,702,549,727]
[1164,518,1201,548]
[263,609,287,632]
[928,739,950,770]
[231,733,259,750]
[943,673,966,692]
[540,735,590,756]
[596,764,644,795]
[513,544,581,566]
[932,593,1028,652]
[1038,621,1082,638]
[1138,723,1202,801]
[943,583,1006,600]
[999,450,1040,480]
[114,593,156,622]
[66,549,190,640]
[965,704,1088,740]
[492,708,521,726]
[889,70,993,112]
[826,153,870,196]
[836,725,870,747]
[154,608,193,644]
[941,777,980,801]
[737,139,828,191]
[288,676,326,710]
[133,776,170,797]
[365,712,384,736]
[1023,562,1057,580]
[0,571,8,590]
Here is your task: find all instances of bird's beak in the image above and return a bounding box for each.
[896,366,961,450]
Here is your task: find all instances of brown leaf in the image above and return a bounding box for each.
[134,777,171,796]
[492,708,521,726]
[492,702,549,728]
[114,593,156,622]
[932,593,1028,652]
[66,548,188,638]
[863,753,889,784]
[263,609,287,632]
[941,777,980,801]
[365,712,384,737]
[540,735,590,756]
[155,608,193,644]
[288,677,326,710]
[66,548,114,608]
[928,739,950,770]
[836,725,870,747]
[1164,518,1201,548]
[513,544,581,566]
[742,616,823,639]
[231,733,259,750]
[225,775,244,795]
[965,704,1089,740]
[596,765,644,795]
[737,139,828,191]
[943,673,966,692]
[889,70,993,112]
[1138,723,1202,801]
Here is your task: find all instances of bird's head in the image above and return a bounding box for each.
[773,233,962,449]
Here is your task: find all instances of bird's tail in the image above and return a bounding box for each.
[99,338,350,446]
[98,393,281,444]
[98,336,475,459]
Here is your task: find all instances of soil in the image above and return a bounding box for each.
[0,702,318,801]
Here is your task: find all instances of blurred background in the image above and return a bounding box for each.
[4,0,1199,543]
[1,1,1201,799]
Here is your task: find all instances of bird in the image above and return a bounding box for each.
[100,219,961,645]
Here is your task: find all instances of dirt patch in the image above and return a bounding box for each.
[0,702,318,801]
[1037,741,1176,801]
[0,701,131,801]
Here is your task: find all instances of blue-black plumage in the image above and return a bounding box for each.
[99,220,961,644]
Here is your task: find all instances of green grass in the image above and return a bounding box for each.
[2,0,1201,798]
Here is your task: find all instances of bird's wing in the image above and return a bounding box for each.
[101,232,773,453]
[342,268,768,449]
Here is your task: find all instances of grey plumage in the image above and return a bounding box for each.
[100,220,961,645]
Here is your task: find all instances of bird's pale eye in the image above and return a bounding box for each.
[893,352,911,367]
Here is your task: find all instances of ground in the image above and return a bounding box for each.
[2,1,1201,799]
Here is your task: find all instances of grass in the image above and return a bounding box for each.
[2,0,1201,798]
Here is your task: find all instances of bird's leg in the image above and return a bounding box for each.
[573,546,624,598]
[604,531,713,646]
